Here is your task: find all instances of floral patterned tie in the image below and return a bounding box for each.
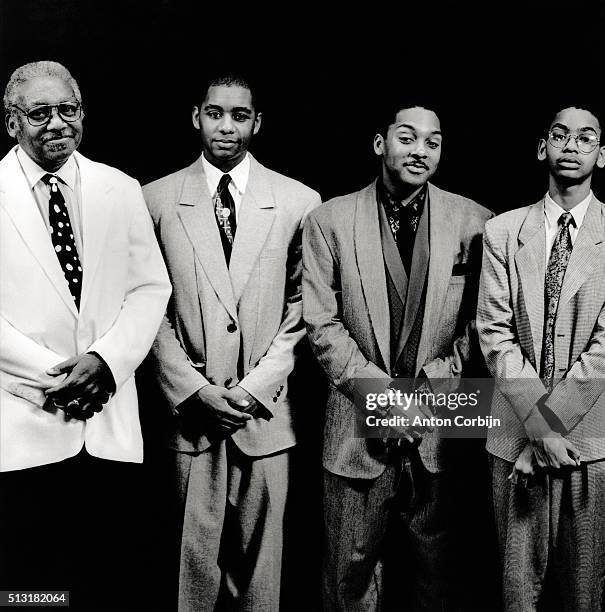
[540,211,574,389]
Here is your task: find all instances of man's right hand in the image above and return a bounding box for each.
[194,384,252,435]
[524,410,580,469]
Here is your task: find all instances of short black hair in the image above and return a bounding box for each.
[375,89,443,137]
[545,99,603,133]
[196,72,261,114]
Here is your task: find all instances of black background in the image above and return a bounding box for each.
[2,1,605,610]
[3,0,605,211]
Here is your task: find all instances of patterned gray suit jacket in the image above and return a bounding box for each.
[303,181,492,478]
[478,197,605,463]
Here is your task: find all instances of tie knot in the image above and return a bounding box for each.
[558,212,575,228]
[42,173,60,192]
[218,174,232,191]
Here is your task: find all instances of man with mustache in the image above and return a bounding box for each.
[478,105,605,611]
[302,98,492,610]
[0,61,171,609]
[143,73,320,611]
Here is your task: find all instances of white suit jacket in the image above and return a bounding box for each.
[0,147,171,471]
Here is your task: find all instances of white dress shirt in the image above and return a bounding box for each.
[202,153,250,221]
[544,191,592,265]
[16,146,84,259]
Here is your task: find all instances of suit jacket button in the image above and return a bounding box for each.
[279,385,284,391]
[227,323,237,333]
[273,397,278,403]
[224,377,232,386]
[276,390,281,397]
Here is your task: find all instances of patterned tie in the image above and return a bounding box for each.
[213,174,237,263]
[540,211,574,388]
[43,174,82,309]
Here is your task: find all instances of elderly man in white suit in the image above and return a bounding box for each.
[0,61,170,609]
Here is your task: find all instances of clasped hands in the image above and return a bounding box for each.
[509,411,581,487]
[191,384,269,438]
[44,353,114,420]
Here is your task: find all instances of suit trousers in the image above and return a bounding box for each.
[491,455,605,612]
[0,449,145,611]
[174,440,289,612]
[323,446,452,612]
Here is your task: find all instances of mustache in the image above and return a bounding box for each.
[41,130,74,142]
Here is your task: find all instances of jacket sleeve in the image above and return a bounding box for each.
[237,194,322,409]
[302,212,390,402]
[477,221,547,423]
[87,180,171,390]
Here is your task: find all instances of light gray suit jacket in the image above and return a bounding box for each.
[478,197,605,463]
[143,154,320,457]
[303,180,492,477]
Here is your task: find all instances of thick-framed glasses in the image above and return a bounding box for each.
[10,102,82,127]
[548,129,600,154]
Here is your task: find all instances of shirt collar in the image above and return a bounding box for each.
[202,153,250,196]
[544,190,592,229]
[16,146,77,192]
[378,178,427,217]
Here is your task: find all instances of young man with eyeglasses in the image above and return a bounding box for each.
[0,61,170,609]
[477,105,605,610]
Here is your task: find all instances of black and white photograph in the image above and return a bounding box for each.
[1,1,605,610]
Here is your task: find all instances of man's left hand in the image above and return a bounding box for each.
[45,354,113,417]
[224,386,272,420]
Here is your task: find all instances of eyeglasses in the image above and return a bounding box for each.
[10,102,82,127]
[548,128,600,154]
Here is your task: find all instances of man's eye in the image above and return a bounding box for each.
[59,104,78,118]
[232,113,249,122]
[207,110,221,119]
[427,140,441,150]
[399,136,415,144]
[551,131,566,142]
[28,107,49,121]
[579,135,596,145]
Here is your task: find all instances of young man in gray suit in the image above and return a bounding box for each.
[143,74,320,612]
[302,99,492,611]
[478,105,605,611]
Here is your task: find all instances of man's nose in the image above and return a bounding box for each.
[218,113,235,132]
[46,107,68,130]
[563,134,579,152]
[412,141,427,157]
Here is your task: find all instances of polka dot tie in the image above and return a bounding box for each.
[42,174,82,309]
[540,211,574,389]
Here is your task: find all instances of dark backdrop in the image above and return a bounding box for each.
[2,2,605,610]
[3,0,605,211]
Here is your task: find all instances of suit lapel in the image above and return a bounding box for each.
[355,182,390,371]
[177,158,237,321]
[559,197,603,307]
[229,156,276,303]
[420,185,456,362]
[514,202,545,367]
[0,149,77,317]
[377,200,408,306]
[77,152,113,313]
[397,193,430,360]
